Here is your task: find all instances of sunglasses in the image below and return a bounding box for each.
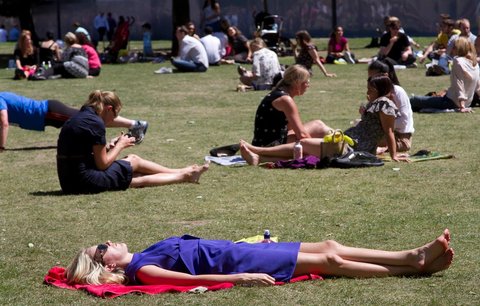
[93,244,108,264]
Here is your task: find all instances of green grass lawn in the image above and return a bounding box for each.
[0,38,479,305]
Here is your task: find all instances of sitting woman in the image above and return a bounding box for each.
[367,59,414,152]
[0,91,148,151]
[410,37,479,113]
[326,26,355,64]
[39,31,61,64]
[65,229,453,285]
[13,30,39,79]
[250,64,332,148]
[50,32,89,79]
[241,75,402,163]
[227,26,251,63]
[56,90,209,194]
[237,38,282,91]
[294,30,336,77]
[75,32,102,77]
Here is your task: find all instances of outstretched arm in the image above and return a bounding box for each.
[0,109,9,150]
[137,265,275,286]
[308,47,336,77]
[273,96,310,140]
[379,112,398,160]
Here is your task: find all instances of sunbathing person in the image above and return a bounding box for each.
[241,75,402,164]
[56,90,208,194]
[65,229,453,285]
[0,91,148,151]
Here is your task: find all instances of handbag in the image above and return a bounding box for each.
[320,130,354,160]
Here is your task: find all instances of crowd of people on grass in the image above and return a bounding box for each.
[5,2,477,289]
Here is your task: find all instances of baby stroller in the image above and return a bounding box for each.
[256,14,292,56]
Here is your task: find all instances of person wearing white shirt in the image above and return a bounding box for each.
[200,26,222,65]
[238,38,282,90]
[171,26,209,72]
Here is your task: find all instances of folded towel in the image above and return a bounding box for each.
[379,150,454,163]
[205,155,246,166]
[44,266,322,298]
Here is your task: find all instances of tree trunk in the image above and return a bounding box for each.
[171,0,190,56]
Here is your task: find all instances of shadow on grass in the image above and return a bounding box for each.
[6,145,57,151]
[30,190,65,196]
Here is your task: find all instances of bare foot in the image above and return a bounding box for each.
[186,162,210,183]
[422,248,454,275]
[412,229,450,271]
[240,141,260,166]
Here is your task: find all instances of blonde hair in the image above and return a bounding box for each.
[274,64,310,91]
[84,90,122,115]
[18,30,34,58]
[64,32,77,46]
[250,38,266,51]
[65,249,127,285]
[454,36,477,66]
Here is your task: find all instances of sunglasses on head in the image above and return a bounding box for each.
[93,244,108,264]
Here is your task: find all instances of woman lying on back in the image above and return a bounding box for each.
[65,229,453,285]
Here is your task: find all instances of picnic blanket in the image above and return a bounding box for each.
[379,150,455,162]
[44,267,322,298]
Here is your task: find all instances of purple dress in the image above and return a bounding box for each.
[125,235,300,284]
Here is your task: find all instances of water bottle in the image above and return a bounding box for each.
[42,61,46,69]
[47,61,52,69]
[293,141,303,159]
[261,229,275,243]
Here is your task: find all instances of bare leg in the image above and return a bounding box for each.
[293,252,419,278]
[240,140,294,158]
[239,140,294,165]
[107,116,135,129]
[286,120,331,143]
[240,74,254,86]
[124,154,207,175]
[298,229,450,270]
[291,120,332,140]
[130,163,209,187]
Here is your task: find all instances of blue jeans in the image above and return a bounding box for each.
[171,58,207,72]
[437,54,452,74]
[410,95,457,112]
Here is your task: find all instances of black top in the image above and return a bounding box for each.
[14,48,39,66]
[379,32,410,62]
[252,89,289,147]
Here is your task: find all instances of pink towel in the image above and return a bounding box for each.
[44,266,322,298]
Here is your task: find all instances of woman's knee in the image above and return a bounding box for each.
[325,253,344,267]
[322,239,341,252]
[123,154,141,165]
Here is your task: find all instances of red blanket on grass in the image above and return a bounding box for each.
[44,266,322,298]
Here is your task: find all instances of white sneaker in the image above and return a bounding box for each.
[154,67,173,74]
[344,52,355,64]
[128,120,148,144]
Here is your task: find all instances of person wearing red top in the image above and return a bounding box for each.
[76,32,102,76]
[326,26,355,64]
